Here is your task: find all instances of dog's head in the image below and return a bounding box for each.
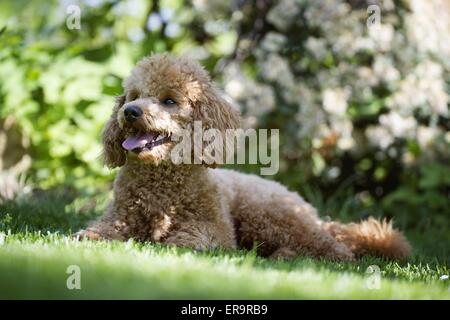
[102,54,241,167]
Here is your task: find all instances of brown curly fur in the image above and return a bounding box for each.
[76,54,412,261]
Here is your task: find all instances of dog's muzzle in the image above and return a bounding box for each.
[124,105,143,123]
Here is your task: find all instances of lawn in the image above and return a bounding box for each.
[0,191,449,299]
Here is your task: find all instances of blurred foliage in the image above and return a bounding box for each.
[0,0,449,228]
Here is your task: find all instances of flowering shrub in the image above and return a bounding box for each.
[189,0,450,225]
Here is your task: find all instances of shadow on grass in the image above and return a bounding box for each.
[0,188,104,235]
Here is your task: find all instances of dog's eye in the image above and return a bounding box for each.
[163,98,177,106]
[127,91,139,101]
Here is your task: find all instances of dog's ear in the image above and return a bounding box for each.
[194,88,241,132]
[102,95,126,168]
[192,87,241,166]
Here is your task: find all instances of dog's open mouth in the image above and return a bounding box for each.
[122,131,171,153]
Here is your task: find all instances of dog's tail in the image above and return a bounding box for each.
[323,217,412,260]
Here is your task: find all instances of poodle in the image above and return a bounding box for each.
[76,54,412,261]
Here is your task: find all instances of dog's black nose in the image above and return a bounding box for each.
[124,105,143,122]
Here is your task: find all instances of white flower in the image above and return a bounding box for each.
[369,24,394,51]
[406,0,450,63]
[127,27,144,42]
[192,0,207,9]
[147,13,162,31]
[379,112,417,139]
[333,120,355,150]
[223,63,247,98]
[296,87,326,139]
[304,0,350,28]
[387,60,449,116]
[223,63,275,119]
[260,54,294,88]
[181,46,210,61]
[366,126,394,149]
[113,0,145,17]
[245,84,275,115]
[204,20,229,35]
[446,132,450,144]
[322,88,350,115]
[352,37,375,52]
[225,79,245,100]
[267,0,300,31]
[356,67,378,87]
[373,56,400,83]
[165,23,181,38]
[428,85,449,116]
[261,32,287,52]
[417,126,438,149]
[191,0,229,15]
[305,37,328,60]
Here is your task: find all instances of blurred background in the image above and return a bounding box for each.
[0,0,449,235]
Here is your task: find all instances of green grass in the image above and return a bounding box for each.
[0,191,449,299]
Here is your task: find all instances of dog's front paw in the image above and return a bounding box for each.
[73,228,103,241]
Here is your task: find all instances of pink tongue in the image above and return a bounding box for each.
[122,133,157,151]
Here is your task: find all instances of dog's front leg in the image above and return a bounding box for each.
[163,221,236,251]
[74,203,129,241]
